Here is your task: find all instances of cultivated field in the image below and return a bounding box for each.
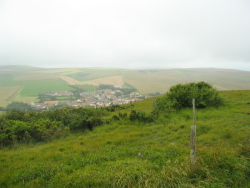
[65,68,122,81]
[123,70,188,94]
[19,80,74,96]
[57,75,82,85]
[0,67,76,106]
[13,72,57,81]
[13,95,40,103]
[0,86,23,107]
[177,68,250,90]
[123,69,250,94]
[58,75,123,86]
[43,68,80,74]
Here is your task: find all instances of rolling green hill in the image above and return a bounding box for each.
[0,90,250,187]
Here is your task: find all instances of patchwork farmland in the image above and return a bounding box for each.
[0,66,250,107]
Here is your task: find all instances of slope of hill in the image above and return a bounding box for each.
[0,90,250,187]
[123,68,250,93]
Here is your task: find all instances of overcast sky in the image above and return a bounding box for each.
[0,0,249,70]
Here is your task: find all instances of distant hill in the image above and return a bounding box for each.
[0,66,249,107]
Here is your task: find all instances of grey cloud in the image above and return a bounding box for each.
[0,0,249,70]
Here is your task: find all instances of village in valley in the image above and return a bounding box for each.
[27,85,151,110]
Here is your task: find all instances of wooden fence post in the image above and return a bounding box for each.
[190,99,196,171]
[154,99,157,116]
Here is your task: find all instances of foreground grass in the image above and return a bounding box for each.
[0,90,250,187]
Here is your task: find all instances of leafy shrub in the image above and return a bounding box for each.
[0,120,31,146]
[157,82,224,110]
[0,118,69,146]
[129,110,153,123]
[31,119,68,141]
[118,112,127,119]
[98,84,115,90]
[105,105,125,112]
[112,115,120,121]
[0,107,107,146]
[6,102,34,112]
[5,110,27,121]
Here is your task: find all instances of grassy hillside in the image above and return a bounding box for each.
[0,90,250,187]
[123,68,250,94]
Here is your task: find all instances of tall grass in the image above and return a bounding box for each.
[0,90,250,187]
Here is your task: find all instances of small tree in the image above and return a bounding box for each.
[157,82,223,110]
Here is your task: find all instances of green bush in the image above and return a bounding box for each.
[157,82,224,110]
[129,110,153,123]
[6,102,34,112]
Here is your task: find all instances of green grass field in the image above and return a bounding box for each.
[0,86,23,107]
[13,95,40,103]
[0,90,250,187]
[0,73,14,83]
[19,80,74,96]
[74,85,98,92]
[0,79,74,97]
[13,72,58,81]
[68,69,122,81]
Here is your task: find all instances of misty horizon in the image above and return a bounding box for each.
[0,0,249,71]
[0,64,249,72]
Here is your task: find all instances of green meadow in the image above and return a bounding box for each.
[0,90,249,187]
[74,84,98,92]
[19,80,74,96]
[0,78,74,106]
[68,69,122,81]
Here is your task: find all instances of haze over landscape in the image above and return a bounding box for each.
[1,1,250,187]
[0,0,250,70]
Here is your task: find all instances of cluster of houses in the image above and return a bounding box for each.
[28,89,146,110]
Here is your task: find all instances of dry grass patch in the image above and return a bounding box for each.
[60,70,81,76]
[123,70,187,94]
[13,95,39,103]
[58,75,123,86]
[58,75,82,85]
[82,75,123,86]
[0,86,23,107]
[45,68,78,74]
